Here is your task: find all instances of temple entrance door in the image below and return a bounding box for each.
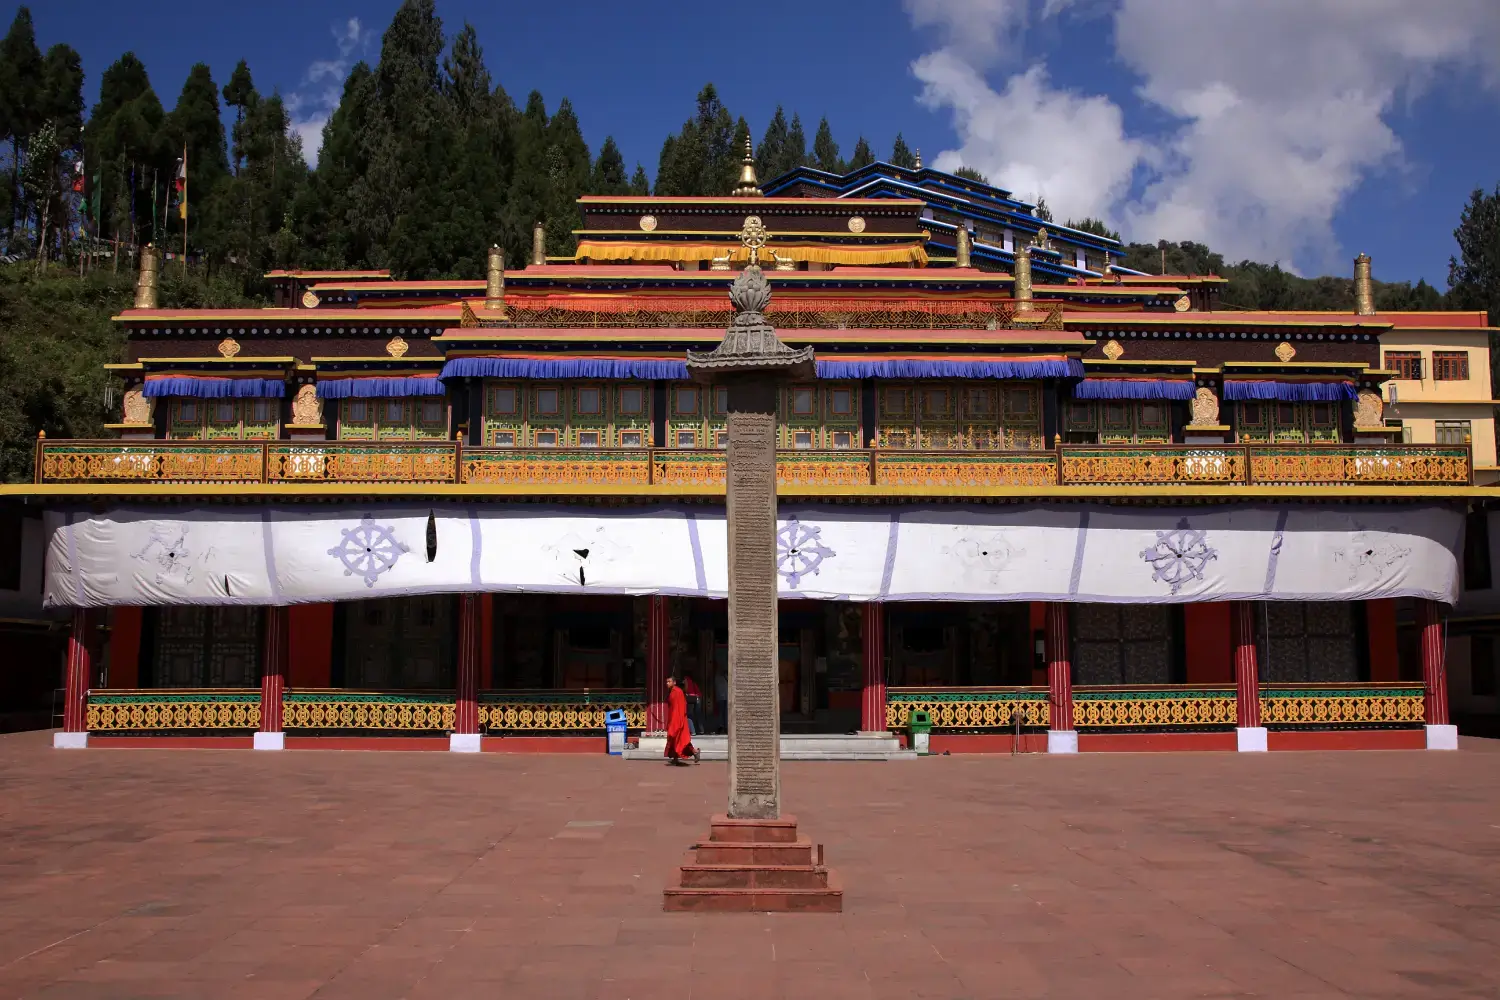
[149,606,262,688]
[342,596,455,689]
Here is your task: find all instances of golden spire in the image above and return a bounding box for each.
[915,148,923,169]
[732,135,763,197]
[1354,253,1375,316]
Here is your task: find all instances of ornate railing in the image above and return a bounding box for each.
[479,688,646,732]
[35,440,1471,488]
[472,299,1066,331]
[886,687,1049,730]
[1259,682,1425,727]
[282,689,456,732]
[1072,685,1238,729]
[86,688,261,732]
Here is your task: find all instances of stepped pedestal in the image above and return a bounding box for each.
[663,814,843,912]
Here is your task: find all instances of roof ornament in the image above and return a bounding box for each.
[732,135,764,198]
[914,148,922,169]
[134,244,159,309]
[1353,253,1375,316]
[485,245,506,316]
[532,222,546,266]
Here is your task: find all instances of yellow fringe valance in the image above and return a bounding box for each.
[573,241,929,267]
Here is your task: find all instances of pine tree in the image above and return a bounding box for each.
[166,64,231,258]
[543,97,591,257]
[891,132,916,169]
[1065,217,1120,241]
[506,90,552,261]
[755,106,790,183]
[1034,197,1054,223]
[591,136,629,194]
[85,52,168,245]
[848,136,873,171]
[40,44,84,148]
[786,114,807,172]
[222,60,254,172]
[0,7,44,240]
[437,23,514,277]
[629,164,649,195]
[297,61,377,267]
[655,83,736,196]
[954,165,988,184]
[1448,185,1500,391]
[811,117,840,173]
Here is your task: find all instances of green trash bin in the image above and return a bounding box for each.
[908,709,933,755]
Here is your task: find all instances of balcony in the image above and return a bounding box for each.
[32,440,1473,490]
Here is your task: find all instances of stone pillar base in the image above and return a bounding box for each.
[1235,727,1268,752]
[663,814,842,912]
[52,731,87,749]
[449,733,483,753]
[1046,730,1078,754]
[1425,724,1459,750]
[252,731,285,751]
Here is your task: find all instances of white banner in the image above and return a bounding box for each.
[43,502,1463,608]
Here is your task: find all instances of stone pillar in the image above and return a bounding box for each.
[1418,598,1458,749]
[1231,601,1267,752]
[451,594,482,752]
[859,602,887,734]
[55,609,91,748]
[254,606,288,750]
[1045,602,1076,753]
[639,595,670,751]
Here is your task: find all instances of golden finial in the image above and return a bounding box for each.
[915,148,923,169]
[732,135,763,197]
[739,215,768,266]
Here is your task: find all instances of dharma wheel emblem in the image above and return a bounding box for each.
[740,215,769,263]
[777,517,835,589]
[639,214,657,232]
[1140,518,1217,595]
[301,290,320,308]
[328,516,410,588]
[847,215,866,234]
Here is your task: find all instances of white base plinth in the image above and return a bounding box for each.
[449,732,483,753]
[635,733,667,755]
[253,731,285,751]
[1236,727,1268,752]
[1426,724,1459,750]
[1047,730,1078,754]
[52,731,87,749]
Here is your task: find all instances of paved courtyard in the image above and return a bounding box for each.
[1,732,1498,999]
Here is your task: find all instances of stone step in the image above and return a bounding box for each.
[678,863,830,890]
[624,733,917,762]
[692,837,815,866]
[663,884,844,913]
[709,814,799,843]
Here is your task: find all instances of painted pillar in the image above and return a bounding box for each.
[255,605,288,751]
[1231,601,1267,751]
[859,602,887,734]
[55,609,91,748]
[645,595,670,735]
[1045,602,1076,753]
[1418,598,1458,749]
[451,594,482,752]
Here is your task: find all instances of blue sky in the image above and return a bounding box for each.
[31,0,1500,286]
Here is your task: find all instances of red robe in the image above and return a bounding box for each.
[665,685,696,759]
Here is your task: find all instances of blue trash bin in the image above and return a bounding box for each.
[604,709,628,756]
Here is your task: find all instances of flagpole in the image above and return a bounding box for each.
[181,142,188,275]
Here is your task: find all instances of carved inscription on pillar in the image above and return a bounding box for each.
[725,380,781,820]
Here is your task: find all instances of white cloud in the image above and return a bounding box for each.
[907,0,1500,270]
[287,17,367,167]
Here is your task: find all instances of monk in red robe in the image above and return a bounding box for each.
[664,675,699,766]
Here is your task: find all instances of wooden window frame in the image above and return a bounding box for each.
[1385,351,1422,381]
[1434,351,1469,382]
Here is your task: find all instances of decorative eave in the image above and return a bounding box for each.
[432,327,1091,349]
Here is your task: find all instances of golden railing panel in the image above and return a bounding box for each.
[777,453,872,487]
[886,689,1048,729]
[267,443,457,483]
[877,453,1058,487]
[479,690,646,731]
[653,453,727,487]
[1060,448,1246,485]
[1072,687,1237,728]
[462,449,651,485]
[1248,447,1469,486]
[40,443,264,483]
[282,692,455,731]
[86,690,261,731]
[1259,685,1425,726]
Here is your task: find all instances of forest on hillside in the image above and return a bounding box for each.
[1,0,1499,480]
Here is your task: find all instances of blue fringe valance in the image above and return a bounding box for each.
[1223,380,1356,402]
[317,377,445,399]
[815,358,1085,379]
[141,377,286,399]
[441,357,691,381]
[1072,379,1196,400]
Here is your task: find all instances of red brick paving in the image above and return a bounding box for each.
[1,731,1499,998]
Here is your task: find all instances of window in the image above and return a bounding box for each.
[830,430,853,449]
[922,388,951,418]
[1436,420,1472,446]
[1465,510,1492,592]
[534,430,558,447]
[250,400,272,423]
[178,401,198,422]
[1241,402,1262,424]
[829,388,854,416]
[792,430,813,450]
[618,386,644,415]
[420,400,443,424]
[715,430,729,448]
[575,387,602,415]
[676,429,697,448]
[493,430,515,447]
[534,388,560,416]
[490,387,517,414]
[577,430,600,447]
[214,401,236,423]
[1386,352,1422,380]
[966,387,994,416]
[384,400,405,423]
[348,400,369,422]
[0,509,21,591]
[881,387,909,417]
[791,387,816,416]
[1435,351,1469,381]
[1474,635,1496,697]
[619,430,643,448]
[714,386,729,415]
[674,386,699,415]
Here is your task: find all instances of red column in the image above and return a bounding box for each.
[453,594,481,746]
[60,609,91,737]
[258,605,288,738]
[1418,598,1449,726]
[1231,601,1260,729]
[860,602,886,733]
[1045,602,1073,732]
[646,595,669,733]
